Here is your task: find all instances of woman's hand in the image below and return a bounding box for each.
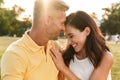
[50,47,66,71]
[50,47,80,80]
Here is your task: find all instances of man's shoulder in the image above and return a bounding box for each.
[4,38,27,57]
[49,40,61,49]
[6,38,23,51]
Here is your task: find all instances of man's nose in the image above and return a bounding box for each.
[61,24,65,31]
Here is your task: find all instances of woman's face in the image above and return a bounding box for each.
[65,25,90,53]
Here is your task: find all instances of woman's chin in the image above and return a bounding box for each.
[74,49,80,53]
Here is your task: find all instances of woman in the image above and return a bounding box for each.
[50,11,113,80]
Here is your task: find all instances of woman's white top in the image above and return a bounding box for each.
[69,55,112,80]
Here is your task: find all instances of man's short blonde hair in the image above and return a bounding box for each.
[33,0,69,23]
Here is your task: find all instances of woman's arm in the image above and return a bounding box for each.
[89,52,113,80]
[50,47,80,80]
[58,71,64,80]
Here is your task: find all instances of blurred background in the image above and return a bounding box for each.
[0,0,120,79]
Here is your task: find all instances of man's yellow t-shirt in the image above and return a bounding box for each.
[1,31,60,80]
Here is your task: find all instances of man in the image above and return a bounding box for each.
[1,0,69,80]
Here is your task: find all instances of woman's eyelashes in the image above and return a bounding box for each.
[69,35,73,38]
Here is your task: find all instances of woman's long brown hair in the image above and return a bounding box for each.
[63,11,110,68]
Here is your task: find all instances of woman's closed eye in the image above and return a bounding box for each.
[68,35,74,39]
[66,33,74,39]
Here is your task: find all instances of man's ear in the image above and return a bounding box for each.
[84,27,90,36]
[44,15,51,26]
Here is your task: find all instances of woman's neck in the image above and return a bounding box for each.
[76,49,87,60]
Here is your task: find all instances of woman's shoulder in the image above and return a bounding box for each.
[103,51,114,63]
[99,51,114,69]
[91,51,113,79]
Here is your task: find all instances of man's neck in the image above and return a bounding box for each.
[28,29,49,46]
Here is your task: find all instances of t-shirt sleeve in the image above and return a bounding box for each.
[1,50,27,80]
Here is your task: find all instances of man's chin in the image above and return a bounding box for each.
[51,37,58,40]
[53,37,58,40]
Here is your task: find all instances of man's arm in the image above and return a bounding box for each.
[1,50,27,80]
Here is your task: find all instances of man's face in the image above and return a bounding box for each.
[47,11,66,40]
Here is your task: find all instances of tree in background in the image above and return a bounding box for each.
[0,0,3,5]
[100,2,120,36]
[90,12,98,20]
[0,4,32,37]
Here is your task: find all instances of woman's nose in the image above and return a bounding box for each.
[67,39,72,45]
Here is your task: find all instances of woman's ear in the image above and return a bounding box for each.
[84,27,90,36]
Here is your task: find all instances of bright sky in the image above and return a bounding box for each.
[3,0,120,20]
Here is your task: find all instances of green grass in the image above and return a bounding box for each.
[107,42,120,80]
[0,37,120,80]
